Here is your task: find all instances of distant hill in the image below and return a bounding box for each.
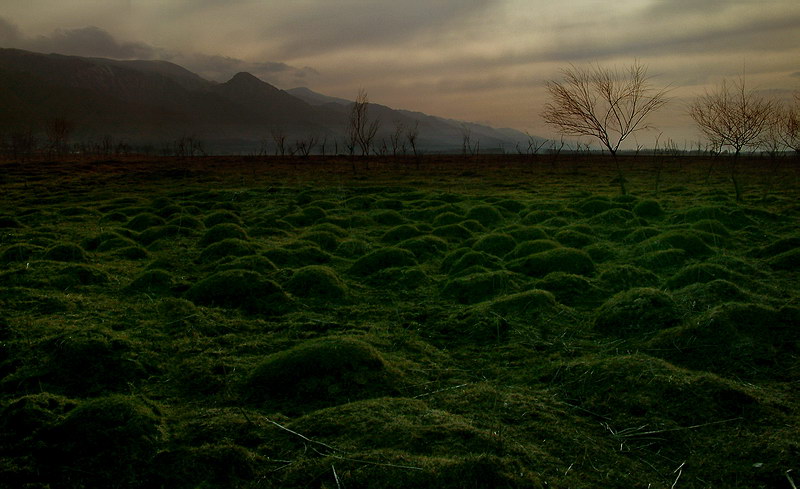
[0,48,538,154]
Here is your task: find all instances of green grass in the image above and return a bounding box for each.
[1,155,798,489]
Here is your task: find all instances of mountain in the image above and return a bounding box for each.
[0,48,535,154]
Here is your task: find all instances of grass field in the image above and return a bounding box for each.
[1,154,798,488]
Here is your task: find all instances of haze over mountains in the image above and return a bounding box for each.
[0,48,535,154]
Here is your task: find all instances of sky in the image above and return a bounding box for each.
[1,0,798,148]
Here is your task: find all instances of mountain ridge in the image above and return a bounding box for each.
[0,48,535,153]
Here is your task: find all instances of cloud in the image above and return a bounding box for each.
[0,16,23,44]
[169,52,319,85]
[268,0,497,57]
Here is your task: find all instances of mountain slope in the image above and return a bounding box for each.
[0,48,536,153]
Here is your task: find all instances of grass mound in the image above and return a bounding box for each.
[370,209,406,225]
[441,270,518,304]
[263,244,332,267]
[647,303,798,379]
[665,263,737,289]
[5,328,145,396]
[203,210,243,227]
[396,235,448,260]
[507,225,549,242]
[125,269,174,295]
[1,243,45,263]
[747,236,800,258]
[43,243,87,262]
[334,238,371,258]
[767,247,800,271]
[632,199,664,218]
[508,247,595,277]
[285,265,347,299]
[488,289,557,318]
[472,233,516,257]
[673,279,753,313]
[633,248,687,272]
[598,265,660,293]
[0,215,23,228]
[465,205,504,226]
[432,211,464,226]
[125,212,166,231]
[444,250,502,276]
[184,269,291,315]
[593,287,681,337]
[506,239,561,259]
[551,354,759,425]
[299,230,340,250]
[637,230,713,257]
[243,336,400,411]
[151,444,256,489]
[199,223,249,247]
[381,224,424,243]
[621,226,661,243]
[690,219,731,238]
[574,196,618,216]
[214,255,277,274]
[432,223,473,241]
[39,395,160,488]
[50,264,110,288]
[349,247,417,276]
[536,272,603,307]
[197,238,255,264]
[554,229,596,248]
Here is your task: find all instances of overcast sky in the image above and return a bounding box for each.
[2,0,798,146]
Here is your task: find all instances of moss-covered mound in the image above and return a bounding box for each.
[647,303,799,379]
[299,230,341,251]
[550,354,759,425]
[1,243,45,263]
[138,225,194,247]
[43,243,87,262]
[487,289,557,318]
[334,238,371,258]
[441,270,518,304]
[185,269,291,315]
[432,223,473,241]
[349,247,417,276]
[598,265,660,293]
[509,247,595,277]
[214,255,277,274]
[465,205,504,227]
[444,250,502,276]
[637,230,713,257]
[506,239,561,260]
[396,235,449,260]
[632,199,664,218]
[285,265,348,299]
[593,287,681,337]
[370,209,406,225]
[507,226,549,242]
[472,233,516,257]
[554,229,596,248]
[263,244,331,267]
[199,223,249,247]
[197,238,256,264]
[666,263,739,290]
[243,336,401,410]
[432,211,464,227]
[0,215,23,228]
[381,224,424,243]
[38,395,161,488]
[767,247,800,271]
[125,269,174,295]
[278,397,532,488]
[125,212,166,232]
[4,328,145,397]
[536,272,603,307]
[633,248,687,272]
[203,210,243,227]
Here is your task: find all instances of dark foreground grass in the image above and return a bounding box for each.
[1,155,798,489]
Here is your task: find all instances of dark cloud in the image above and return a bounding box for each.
[790,72,800,78]
[172,53,319,85]
[272,0,497,56]
[0,16,23,44]
[27,26,158,59]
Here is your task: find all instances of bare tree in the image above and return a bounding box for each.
[779,91,799,157]
[542,61,670,194]
[45,117,73,157]
[406,120,419,157]
[390,121,405,157]
[689,76,774,201]
[348,89,381,156]
[271,127,287,156]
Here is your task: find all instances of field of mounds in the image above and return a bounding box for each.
[1,155,798,489]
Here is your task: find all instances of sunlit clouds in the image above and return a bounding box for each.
[1,0,797,146]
